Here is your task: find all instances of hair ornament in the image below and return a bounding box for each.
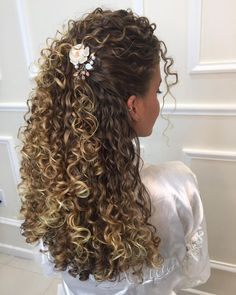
[69,43,96,80]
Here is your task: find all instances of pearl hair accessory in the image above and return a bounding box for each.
[69,43,96,80]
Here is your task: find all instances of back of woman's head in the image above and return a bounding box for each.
[17,7,177,282]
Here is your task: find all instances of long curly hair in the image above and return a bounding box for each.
[17,7,178,283]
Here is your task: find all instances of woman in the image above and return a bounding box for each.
[17,7,211,295]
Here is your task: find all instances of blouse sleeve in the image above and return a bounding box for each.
[174,164,211,290]
[142,161,211,290]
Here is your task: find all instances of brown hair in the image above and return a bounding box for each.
[17,7,178,283]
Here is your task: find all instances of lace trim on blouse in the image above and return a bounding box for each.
[37,226,205,289]
[89,256,180,288]
[79,227,205,289]
[184,226,204,262]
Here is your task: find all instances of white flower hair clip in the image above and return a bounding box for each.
[69,43,96,80]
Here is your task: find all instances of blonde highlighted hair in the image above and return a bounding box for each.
[17,7,178,282]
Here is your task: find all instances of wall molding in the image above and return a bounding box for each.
[180,288,216,295]
[188,0,236,74]
[210,259,236,274]
[16,0,37,79]
[182,148,236,164]
[162,104,236,116]
[0,217,32,259]
[0,242,33,259]
[0,136,21,189]
[0,217,23,227]
[0,102,28,112]
[1,102,236,116]
[190,61,236,74]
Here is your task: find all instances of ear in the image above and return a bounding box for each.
[126,95,143,122]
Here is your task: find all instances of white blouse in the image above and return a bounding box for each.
[32,161,211,295]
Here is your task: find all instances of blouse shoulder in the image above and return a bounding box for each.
[140,160,204,238]
[140,160,194,179]
[140,161,198,199]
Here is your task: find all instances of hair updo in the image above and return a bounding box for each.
[17,7,178,283]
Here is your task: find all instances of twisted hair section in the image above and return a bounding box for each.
[17,7,178,282]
